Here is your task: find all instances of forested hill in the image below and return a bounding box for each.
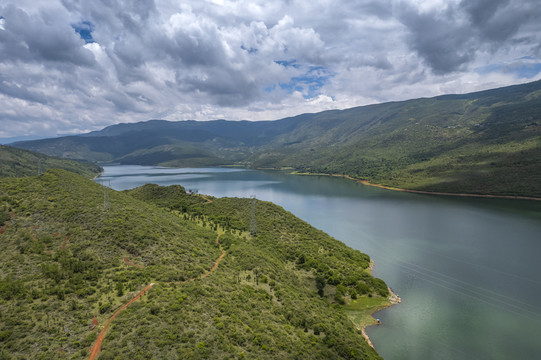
[0,169,389,359]
[12,79,541,197]
[10,118,307,166]
[0,145,102,179]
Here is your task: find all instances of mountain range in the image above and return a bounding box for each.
[12,79,541,197]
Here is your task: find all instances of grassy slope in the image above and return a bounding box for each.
[0,145,102,179]
[0,172,387,359]
[256,81,541,197]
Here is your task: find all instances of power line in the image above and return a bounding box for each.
[250,195,257,236]
[102,180,111,211]
[37,158,43,176]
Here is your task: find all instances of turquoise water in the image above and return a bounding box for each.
[98,165,541,360]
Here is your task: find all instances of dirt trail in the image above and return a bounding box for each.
[199,234,226,280]
[201,195,213,203]
[123,257,143,268]
[211,234,226,273]
[61,234,71,249]
[89,235,227,359]
[89,283,154,360]
[201,250,226,279]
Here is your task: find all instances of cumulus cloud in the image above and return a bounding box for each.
[1,0,541,138]
[398,0,541,73]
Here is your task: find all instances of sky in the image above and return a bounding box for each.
[1,0,541,139]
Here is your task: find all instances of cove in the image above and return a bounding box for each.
[98,165,541,360]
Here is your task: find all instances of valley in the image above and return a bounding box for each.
[12,79,541,198]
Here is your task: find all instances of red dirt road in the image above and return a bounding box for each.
[89,283,154,360]
[89,236,227,359]
[201,250,226,279]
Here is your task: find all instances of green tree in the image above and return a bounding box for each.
[316,275,326,297]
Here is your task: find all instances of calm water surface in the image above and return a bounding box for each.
[98,165,541,360]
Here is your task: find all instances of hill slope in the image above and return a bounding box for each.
[0,170,388,359]
[255,81,541,197]
[11,118,304,166]
[0,145,102,179]
[12,79,541,197]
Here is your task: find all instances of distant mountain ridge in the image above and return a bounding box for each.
[12,79,541,197]
[13,117,307,165]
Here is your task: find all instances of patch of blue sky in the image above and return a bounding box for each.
[271,62,334,99]
[282,67,334,99]
[241,45,258,54]
[475,57,541,79]
[72,21,95,44]
[274,60,301,69]
[264,84,276,93]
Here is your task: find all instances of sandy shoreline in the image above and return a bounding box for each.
[292,171,541,201]
[360,286,401,350]
[360,288,401,350]
[350,176,541,201]
[360,259,401,350]
[92,171,104,181]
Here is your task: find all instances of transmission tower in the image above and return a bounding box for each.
[250,195,257,236]
[37,159,43,176]
[103,180,111,211]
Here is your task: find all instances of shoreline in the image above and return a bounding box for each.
[91,170,104,181]
[291,171,541,201]
[360,259,401,350]
[95,166,541,201]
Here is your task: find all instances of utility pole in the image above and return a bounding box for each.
[37,158,43,176]
[103,180,111,211]
[250,195,257,236]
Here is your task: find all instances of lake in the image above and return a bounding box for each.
[97,165,541,360]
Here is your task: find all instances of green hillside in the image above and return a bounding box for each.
[10,119,297,166]
[12,79,541,197]
[255,81,541,197]
[0,170,388,359]
[0,145,102,179]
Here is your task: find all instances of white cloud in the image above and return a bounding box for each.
[0,0,540,138]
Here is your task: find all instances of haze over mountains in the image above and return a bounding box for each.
[13,79,541,197]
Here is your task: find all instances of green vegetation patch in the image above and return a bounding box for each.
[0,145,102,179]
[344,297,392,329]
[0,172,387,359]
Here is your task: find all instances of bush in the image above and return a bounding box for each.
[0,206,9,226]
[372,278,389,297]
[99,302,112,314]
